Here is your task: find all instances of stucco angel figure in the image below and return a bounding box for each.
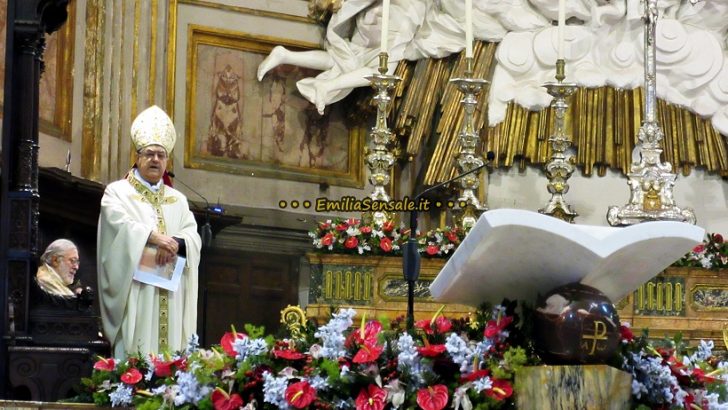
[257,0,427,114]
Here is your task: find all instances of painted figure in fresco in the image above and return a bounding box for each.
[299,105,331,168]
[262,70,287,153]
[207,64,243,159]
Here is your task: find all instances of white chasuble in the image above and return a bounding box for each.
[98,174,201,357]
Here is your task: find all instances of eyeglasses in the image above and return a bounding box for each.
[139,149,168,160]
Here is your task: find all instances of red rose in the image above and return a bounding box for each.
[713,233,724,243]
[382,221,395,232]
[360,226,372,234]
[321,233,334,246]
[426,245,439,256]
[417,344,447,357]
[344,236,359,249]
[619,324,634,342]
[212,388,244,410]
[120,368,142,385]
[379,237,393,253]
[220,330,247,357]
[93,358,115,371]
[416,385,449,410]
[285,381,316,409]
[355,384,387,410]
[485,379,513,401]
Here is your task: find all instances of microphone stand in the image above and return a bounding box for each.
[168,172,212,346]
[404,153,494,331]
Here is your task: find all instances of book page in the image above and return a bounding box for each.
[133,246,186,292]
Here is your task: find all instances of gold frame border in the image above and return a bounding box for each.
[183,25,364,188]
[689,283,728,311]
[179,0,315,24]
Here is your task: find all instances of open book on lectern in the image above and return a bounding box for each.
[429,209,705,307]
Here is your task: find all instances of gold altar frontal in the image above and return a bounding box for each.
[617,267,728,348]
[0,402,102,410]
[306,253,473,322]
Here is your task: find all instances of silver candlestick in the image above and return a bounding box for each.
[607,0,695,226]
[539,59,578,223]
[450,58,489,231]
[364,53,401,226]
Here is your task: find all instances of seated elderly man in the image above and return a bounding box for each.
[36,238,82,298]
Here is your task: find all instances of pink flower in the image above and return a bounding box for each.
[93,358,115,371]
[360,226,372,234]
[416,385,449,410]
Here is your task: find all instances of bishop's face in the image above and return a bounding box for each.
[53,248,79,286]
[136,145,168,184]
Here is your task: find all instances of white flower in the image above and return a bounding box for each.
[384,379,405,409]
[109,384,133,407]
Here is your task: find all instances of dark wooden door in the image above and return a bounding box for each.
[200,248,299,345]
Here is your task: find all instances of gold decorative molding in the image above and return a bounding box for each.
[179,0,315,24]
[81,0,106,180]
[690,283,728,311]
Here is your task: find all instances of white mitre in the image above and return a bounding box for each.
[130,105,177,153]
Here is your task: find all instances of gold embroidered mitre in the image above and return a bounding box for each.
[130,105,177,153]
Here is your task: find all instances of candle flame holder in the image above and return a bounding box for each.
[450,57,488,230]
[539,59,578,223]
[363,53,401,225]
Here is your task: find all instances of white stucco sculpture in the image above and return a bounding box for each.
[257,0,427,114]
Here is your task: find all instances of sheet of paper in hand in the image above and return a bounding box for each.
[133,246,186,292]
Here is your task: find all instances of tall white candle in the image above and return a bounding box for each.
[380,0,390,54]
[557,0,565,60]
[465,0,473,58]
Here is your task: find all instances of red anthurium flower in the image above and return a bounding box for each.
[433,316,452,333]
[273,349,306,361]
[153,357,186,378]
[360,226,372,234]
[211,388,244,410]
[445,231,458,243]
[93,357,115,371]
[382,221,395,232]
[485,379,513,401]
[655,347,673,359]
[318,221,331,230]
[355,384,387,410]
[416,385,449,410]
[484,316,513,339]
[691,368,717,384]
[619,324,634,342]
[220,330,247,357]
[693,244,705,253]
[350,320,382,345]
[346,218,360,226]
[285,381,316,409]
[379,237,393,253]
[416,312,452,335]
[336,223,348,231]
[426,245,439,256]
[460,369,490,383]
[321,233,335,246]
[120,368,142,385]
[353,342,384,363]
[417,344,447,357]
[344,236,359,249]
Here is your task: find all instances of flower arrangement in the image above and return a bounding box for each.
[673,233,728,270]
[81,304,728,410]
[309,218,465,257]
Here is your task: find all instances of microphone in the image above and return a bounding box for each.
[167,171,213,248]
[403,151,495,330]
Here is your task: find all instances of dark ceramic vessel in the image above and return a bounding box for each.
[533,282,620,364]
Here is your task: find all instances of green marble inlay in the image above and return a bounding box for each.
[309,263,374,306]
[633,275,685,316]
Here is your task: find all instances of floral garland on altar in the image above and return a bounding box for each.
[674,233,728,270]
[81,303,728,410]
[308,218,464,257]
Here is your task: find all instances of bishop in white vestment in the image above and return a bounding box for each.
[97,106,201,358]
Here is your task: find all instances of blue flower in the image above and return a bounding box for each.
[109,384,133,407]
